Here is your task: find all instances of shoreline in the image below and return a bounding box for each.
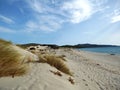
[78,46,120,55]
[77,50,120,66]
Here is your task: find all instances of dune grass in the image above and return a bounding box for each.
[37,54,47,63]
[56,55,66,61]
[0,39,29,77]
[0,39,12,45]
[0,39,72,77]
[38,54,72,76]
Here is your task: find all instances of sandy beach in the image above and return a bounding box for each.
[1,0,120,90]
[0,48,120,90]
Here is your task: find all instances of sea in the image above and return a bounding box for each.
[79,47,120,54]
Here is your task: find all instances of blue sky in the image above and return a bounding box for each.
[0,0,120,45]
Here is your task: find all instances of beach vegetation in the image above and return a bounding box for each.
[38,54,72,76]
[0,39,29,77]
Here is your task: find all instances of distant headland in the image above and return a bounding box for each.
[18,43,119,49]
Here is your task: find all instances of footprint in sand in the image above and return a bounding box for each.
[82,79,86,81]
[85,83,88,86]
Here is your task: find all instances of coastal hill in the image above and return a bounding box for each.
[18,43,118,49]
[61,44,118,48]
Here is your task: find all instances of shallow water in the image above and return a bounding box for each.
[79,47,120,54]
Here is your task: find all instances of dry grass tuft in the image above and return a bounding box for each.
[37,53,72,75]
[0,39,12,45]
[56,55,66,61]
[68,77,75,85]
[50,70,62,76]
[38,54,47,63]
[42,55,72,76]
[0,65,28,77]
[0,39,29,77]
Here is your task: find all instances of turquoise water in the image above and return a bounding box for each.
[79,47,120,54]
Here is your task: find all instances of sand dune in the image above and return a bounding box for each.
[0,48,120,90]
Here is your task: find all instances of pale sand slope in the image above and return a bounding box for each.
[55,49,120,90]
[0,48,120,90]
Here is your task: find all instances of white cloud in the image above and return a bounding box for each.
[0,26,15,33]
[61,0,93,23]
[25,15,62,32]
[61,0,108,23]
[111,15,120,23]
[25,21,53,32]
[111,9,120,23]
[24,0,107,32]
[106,8,120,23]
[0,15,14,24]
[27,0,44,13]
